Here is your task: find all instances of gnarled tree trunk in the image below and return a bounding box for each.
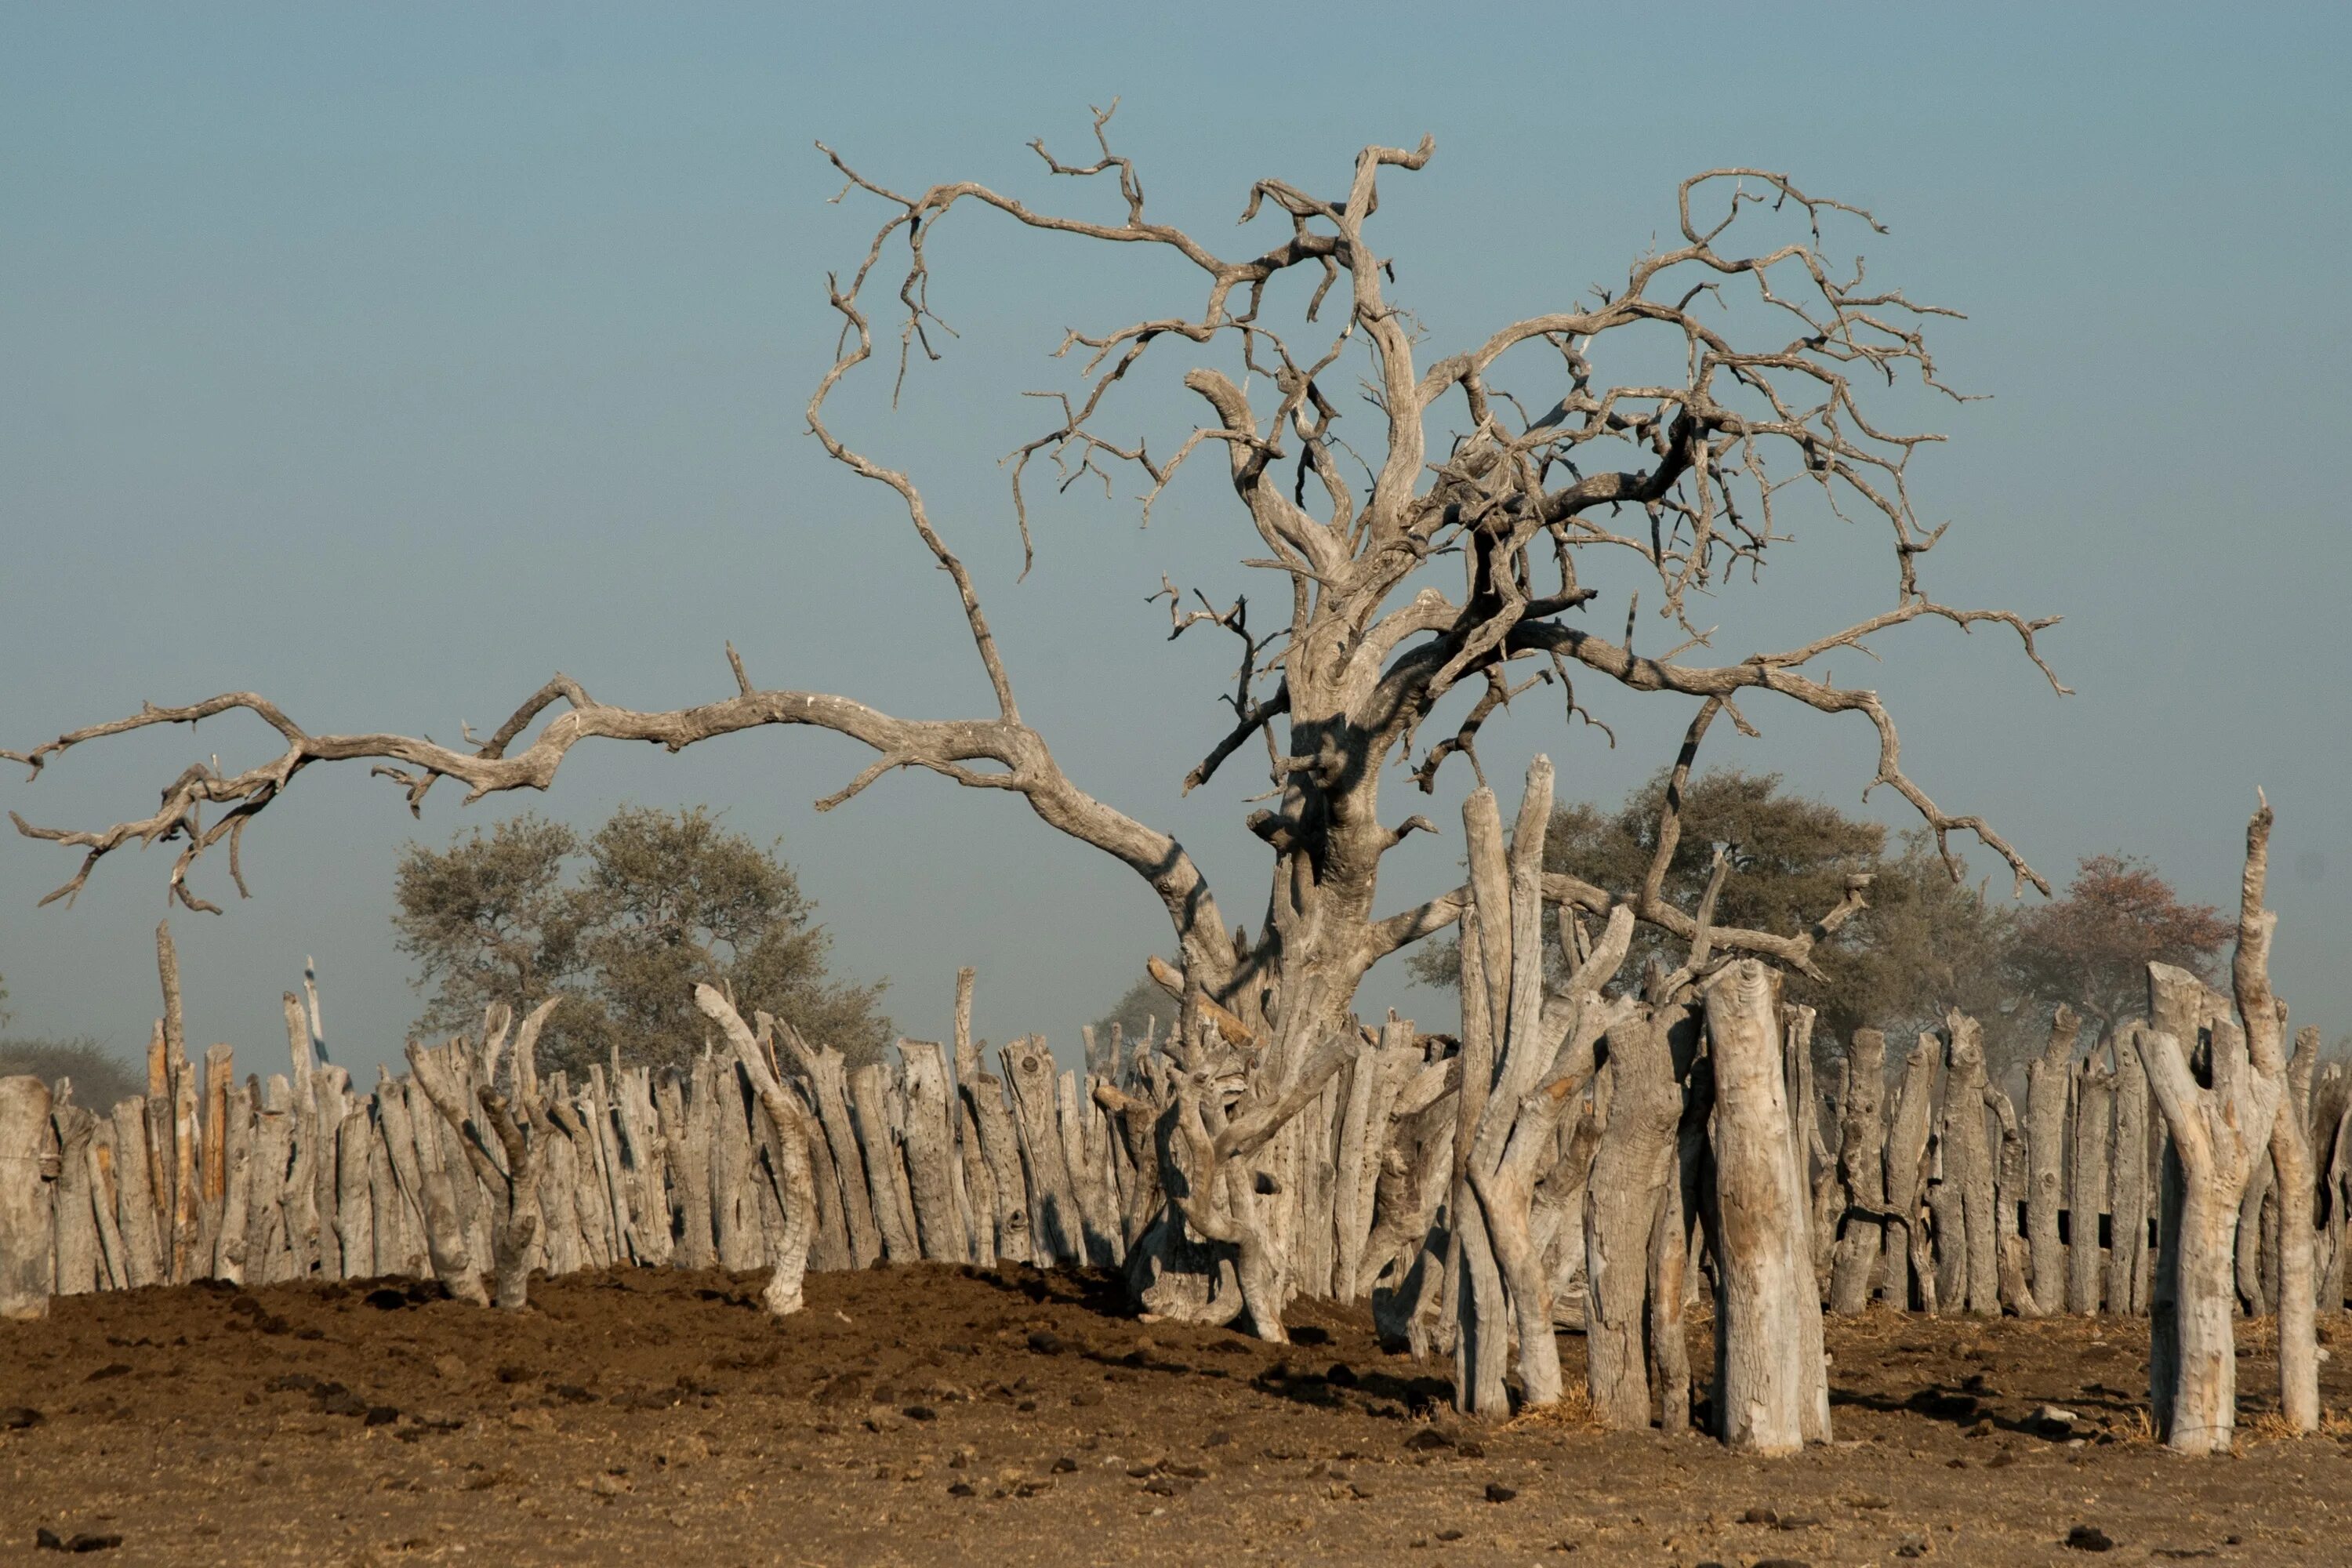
[695,988,821,1315]
[1584,982,1698,1428]
[2228,803,2317,1432]
[2143,960,2279,1454]
[1456,761,1636,1417]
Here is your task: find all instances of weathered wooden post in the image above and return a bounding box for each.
[2067,1044,2115,1313]
[1827,1028,1887,1312]
[2143,953,2280,1454]
[1882,1035,1938,1312]
[2024,1005,2079,1311]
[2229,800,2318,1431]
[1705,960,1830,1454]
[2110,1021,2154,1314]
[0,1076,58,1319]
[695,987,820,1315]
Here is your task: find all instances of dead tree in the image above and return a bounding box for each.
[2142,944,2281,1455]
[1451,759,1636,1416]
[5,115,2056,1354]
[2230,800,2316,1431]
[1140,1018,1358,1342]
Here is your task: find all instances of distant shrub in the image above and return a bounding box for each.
[0,1036,143,1109]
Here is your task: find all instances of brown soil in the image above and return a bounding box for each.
[4,1266,2350,1566]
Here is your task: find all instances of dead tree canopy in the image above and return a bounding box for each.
[7,107,2057,1076]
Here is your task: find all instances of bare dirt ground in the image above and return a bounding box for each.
[5,1265,2350,1566]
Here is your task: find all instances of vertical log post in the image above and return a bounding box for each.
[1705,960,1831,1454]
[2025,1005,2080,1312]
[0,1078,58,1319]
[1583,984,1695,1428]
[2143,956,2280,1454]
[2230,799,2317,1431]
[2069,1047,2116,1314]
[2110,1020,2154,1315]
[1882,1036,1938,1312]
[49,1099,101,1297]
[1943,1014,2000,1317]
[899,1040,971,1262]
[695,988,820,1314]
[1827,1028,1887,1312]
[1000,1039,1081,1266]
[951,969,1002,1268]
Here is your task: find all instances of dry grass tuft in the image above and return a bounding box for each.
[1503,1385,1599,1432]
[2243,1408,2303,1442]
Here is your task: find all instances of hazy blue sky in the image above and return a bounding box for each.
[5,3,2348,1080]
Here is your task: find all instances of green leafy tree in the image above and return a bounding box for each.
[392,815,590,1043]
[0,1036,142,1108]
[569,805,890,1072]
[395,806,890,1075]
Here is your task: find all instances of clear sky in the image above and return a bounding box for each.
[5,2,2348,1080]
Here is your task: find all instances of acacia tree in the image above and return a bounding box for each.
[2012,853,2230,1035]
[395,805,891,1074]
[6,112,2056,1329]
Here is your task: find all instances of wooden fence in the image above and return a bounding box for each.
[4,985,2348,1329]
